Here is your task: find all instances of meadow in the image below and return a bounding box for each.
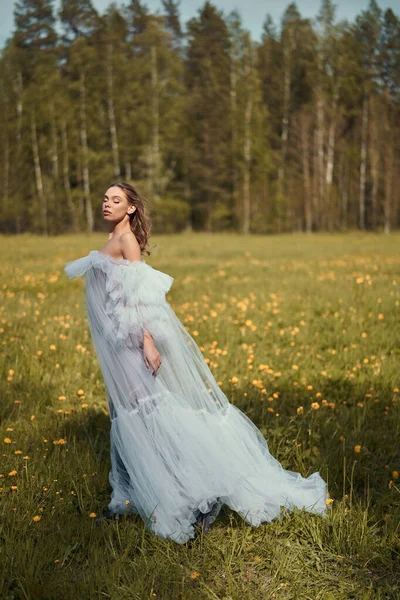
[1,232,399,599]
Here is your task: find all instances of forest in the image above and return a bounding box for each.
[0,0,399,235]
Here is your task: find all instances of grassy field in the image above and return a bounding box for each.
[1,232,399,599]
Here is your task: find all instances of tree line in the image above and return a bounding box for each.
[0,0,399,235]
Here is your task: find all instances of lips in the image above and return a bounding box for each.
[103,211,111,215]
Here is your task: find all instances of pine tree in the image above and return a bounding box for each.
[185,1,232,231]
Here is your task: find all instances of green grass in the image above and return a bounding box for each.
[1,232,399,599]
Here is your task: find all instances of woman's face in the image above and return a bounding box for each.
[103,186,135,221]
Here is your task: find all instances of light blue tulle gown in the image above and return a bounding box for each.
[64,250,329,544]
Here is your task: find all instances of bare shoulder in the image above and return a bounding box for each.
[120,232,142,262]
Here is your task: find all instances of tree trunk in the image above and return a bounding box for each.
[242,93,253,235]
[12,70,23,234]
[31,111,47,236]
[278,35,291,197]
[340,157,349,230]
[369,95,379,231]
[79,67,94,233]
[242,42,253,235]
[384,142,393,235]
[203,119,212,232]
[359,92,368,230]
[3,127,9,205]
[312,129,319,230]
[107,42,120,178]
[125,160,132,180]
[325,86,338,229]
[384,97,393,235]
[230,58,239,231]
[301,114,312,233]
[61,118,78,232]
[151,44,160,200]
[50,103,59,180]
[316,95,325,228]
[183,136,192,231]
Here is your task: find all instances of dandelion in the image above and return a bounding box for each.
[89,512,97,518]
[354,445,361,453]
[4,438,12,444]
[251,379,264,389]
[8,470,17,476]
[326,498,334,505]
[230,376,239,384]
[190,572,200,579]
[311,402,320,410]
[296,406,303,415]
[393,471,399,479]
[32,515,41,522]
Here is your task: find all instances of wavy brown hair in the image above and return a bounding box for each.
[109,181,153,257]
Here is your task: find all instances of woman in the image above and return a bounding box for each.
[64,181,329,544]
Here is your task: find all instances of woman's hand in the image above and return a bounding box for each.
[143,336,162,377]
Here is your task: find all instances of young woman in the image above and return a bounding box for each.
[64,181,329,544]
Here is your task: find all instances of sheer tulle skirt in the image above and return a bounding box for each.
[107,393,328,544]
[64,251,329,544]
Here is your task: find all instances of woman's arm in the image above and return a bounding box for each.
[120,234,161,373]
[120,234,154,345]
[143,329,154,343]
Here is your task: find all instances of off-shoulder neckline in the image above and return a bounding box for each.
[91,250,146,266]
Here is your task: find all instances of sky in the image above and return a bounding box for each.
[1,0,398,49]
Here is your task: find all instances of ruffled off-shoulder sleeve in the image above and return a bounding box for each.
[64,252,174,348]
[104,260,174,347]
